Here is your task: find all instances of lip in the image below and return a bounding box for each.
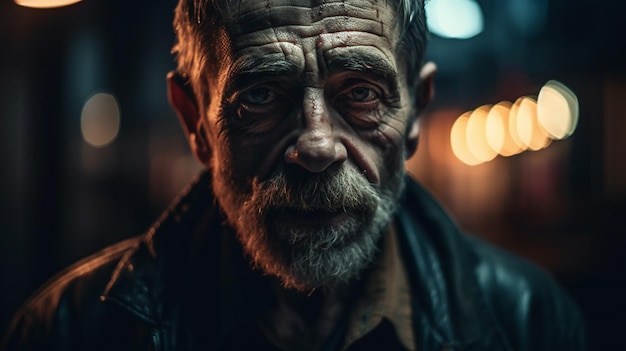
[271,208,352,226]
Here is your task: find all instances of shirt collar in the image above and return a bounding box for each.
[218,223,414,350]
[341,223,415,350]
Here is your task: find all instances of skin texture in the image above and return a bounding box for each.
[214,0,410,185]
[167,0,435,346]
[168,0,437,288]
[222,0,408,286]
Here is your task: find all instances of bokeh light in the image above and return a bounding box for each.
[537,80,579,140]
[81,93,121,148]
[508,97,530,152]
[449,80,578,165]
[466,105,497,162]
[426,0,484,39]
[14,0,82,8]
[451,112,483,166]
[516,97,551,151]
[485,102,506,154]
[487,101,523,157]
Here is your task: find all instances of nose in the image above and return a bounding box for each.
[285,90,347,172]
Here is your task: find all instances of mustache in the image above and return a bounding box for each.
[249,166,380,213]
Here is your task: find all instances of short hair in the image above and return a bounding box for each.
[172,0,428,105]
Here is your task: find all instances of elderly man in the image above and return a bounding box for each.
[2,0,584,350]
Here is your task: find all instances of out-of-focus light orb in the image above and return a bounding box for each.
[485,102,506,154]
[426,0,484,39]
[537,80,579,139]
[81,93,121,148]
[515,97,535,148]
[486,101,520,157]
[451,112,483,166]
[466,105,497,162]
[515,97,550,151]
[15,0,82,8]
[508,98,529,151]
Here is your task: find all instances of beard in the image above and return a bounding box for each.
[213,161,406,291]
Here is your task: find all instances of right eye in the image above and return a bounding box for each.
[231,84,294,134]
[241,87,277,105]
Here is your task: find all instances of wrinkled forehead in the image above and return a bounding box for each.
[217,0,400,42]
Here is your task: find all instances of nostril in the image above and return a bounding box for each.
[285,145,298,162]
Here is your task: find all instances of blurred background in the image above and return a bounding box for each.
[0,0,624,348]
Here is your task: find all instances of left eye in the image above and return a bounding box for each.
[241,87,277,105]
[349,87,378,102]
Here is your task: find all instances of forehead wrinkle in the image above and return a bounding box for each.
[224,0,393,23]
[232,18,392,49]
[225,2,397,39]
[316,31,395,58]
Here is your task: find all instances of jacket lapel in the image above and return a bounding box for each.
[99,172,216,344]
[396,177,506,350]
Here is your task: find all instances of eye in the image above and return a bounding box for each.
[241,87,277,105]
[350,87,378,102]
[333,82,385,128]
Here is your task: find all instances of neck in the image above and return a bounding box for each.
[260,280,355,350]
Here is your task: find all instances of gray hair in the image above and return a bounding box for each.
[172,0,428,103]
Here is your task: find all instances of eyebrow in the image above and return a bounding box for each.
[225,55,301,92]
[223,51,400,97]
[325,52,399,89]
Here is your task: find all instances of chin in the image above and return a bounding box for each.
[213,161,405,290]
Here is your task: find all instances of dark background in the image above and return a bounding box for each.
[1,0,625,349]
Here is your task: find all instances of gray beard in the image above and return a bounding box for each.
[214,164,405,291]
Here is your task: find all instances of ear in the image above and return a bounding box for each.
[406,61,437,158]
[167,71,211,165]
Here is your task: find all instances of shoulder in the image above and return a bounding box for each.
[398,177,586,350]
[2,172,219,351]
[466,235,586,349]
[1,236,147,350]
[16,236,141,318]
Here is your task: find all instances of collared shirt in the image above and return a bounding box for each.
[219,223,415,350]
[341,223,415,350]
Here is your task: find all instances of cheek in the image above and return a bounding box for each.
[353,110,410,180]
[219,115,298,183]
[227,138,271,178]
[358,110,410,153]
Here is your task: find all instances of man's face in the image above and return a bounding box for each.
[197,0,417,290]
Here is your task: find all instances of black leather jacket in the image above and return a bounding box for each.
[2,173,585,350]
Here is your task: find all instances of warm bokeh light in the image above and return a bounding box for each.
[484,103,505,154]
[81,93,121,148]
[449,80,577,165]
[425,0,484,39]
[466,105,497,162]
[508,98,528,151]
[516,97,551,151]
[537,80,579,140]
[486,101,522,157]
[451,112,483,166]
[14,0,82,8]
[515,97,535,148]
